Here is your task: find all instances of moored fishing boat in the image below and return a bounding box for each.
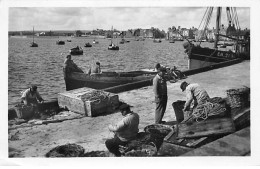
[63,69,157,91]
[70,46,83,55]
[153,39,161,43]
[108,44,119,50]
[93,39,99,44]
[84,42,92,47]
[56,40,65,45]
[182,7,250,70]
[30,27,38,47]
[108,26,119,50]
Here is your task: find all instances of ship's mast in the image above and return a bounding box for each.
[33,26,35,43]
[214,7,221,49]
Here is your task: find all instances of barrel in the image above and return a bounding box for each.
[172,100,186,123]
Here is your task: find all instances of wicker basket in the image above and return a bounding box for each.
[226,88,250,109]
[144,124,173,138]
[14,104,34,119]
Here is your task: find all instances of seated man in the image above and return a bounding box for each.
[90,62,102,74]
[105,104,139,157]
[64,55,84,75]
[21,85,44,116]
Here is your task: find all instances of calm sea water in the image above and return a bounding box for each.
[8,37,194,108]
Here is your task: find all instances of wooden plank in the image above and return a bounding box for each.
[164,128,213,148]
[157,141,193,156]
[232,107,250,131]
[182,127,250,156]
[177,117,235,139]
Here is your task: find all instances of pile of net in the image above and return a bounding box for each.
[45,143,85,157]
[119,132,160,157]
[77,90,109,102]
[186,97,228,123]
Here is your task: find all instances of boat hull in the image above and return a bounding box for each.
[187,45,238,69]
[30,43,38,47]
[108,46,119,50]
[70,50,83,55]
[56,41,65,45]
[64,71,156,91]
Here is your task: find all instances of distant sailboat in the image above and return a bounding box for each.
[30,26,38,47]
[93,39,99,44]
[108,26,119,50]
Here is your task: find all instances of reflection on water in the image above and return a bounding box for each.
[8,37,191,108]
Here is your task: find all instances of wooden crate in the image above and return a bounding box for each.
[58,87,119,117]
[176,117,235,139]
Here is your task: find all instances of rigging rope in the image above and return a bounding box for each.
[198,7,213,44]
[234,7,241,30]
[198,7,209,31]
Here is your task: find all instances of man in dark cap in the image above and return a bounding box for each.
[105,104,139,157]
[180,81,210,120]
[21,85,44,117]
[153,67,168,124]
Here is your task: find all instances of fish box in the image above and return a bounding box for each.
[58,87,119,117]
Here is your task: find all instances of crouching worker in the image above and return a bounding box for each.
[21,85,44,116]
[105,104,139,157]
[180,81,210,122]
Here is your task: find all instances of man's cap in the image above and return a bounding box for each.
[31,85,37,91]
[66,55,71,58]
[118,104,132,110]
[180,81,188,92]
[96,62,100,65]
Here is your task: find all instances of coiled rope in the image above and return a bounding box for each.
[191,101,226,122]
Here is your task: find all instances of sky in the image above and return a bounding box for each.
[8,7,250,31]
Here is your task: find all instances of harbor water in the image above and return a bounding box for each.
[8,37,212,108]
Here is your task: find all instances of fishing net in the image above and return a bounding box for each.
[226,87,250,109]
[77,90,109,102]
[45,143,85,157]
[118,132,161,157]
